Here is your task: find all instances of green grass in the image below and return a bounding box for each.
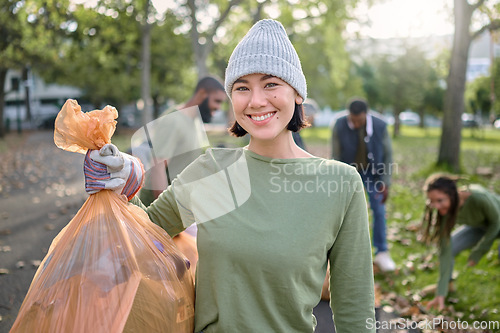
[303,125,500,324]
[302,125,500,186]
[384,185,500,324]
[386,126,500,325]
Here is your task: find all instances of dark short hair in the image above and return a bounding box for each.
[347,98,368,115]
[195,76,224,94]
[229,103,310,137]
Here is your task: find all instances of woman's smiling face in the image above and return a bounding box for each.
[231,73,302,142]
[427,189,452,216]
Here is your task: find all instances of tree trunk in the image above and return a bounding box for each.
[0,69,6,138]
[194,46,209,79]
[152,93,161,119]
[393,86,403,137]
[437,0,473,172]
[140,0,153,126]
[187,0,241,80]
[393,107,401,138]
[187,0,209,79]
[252,1,267,23]
[490,31,496,124]
[418,107,425,128]
[22,67,32,122]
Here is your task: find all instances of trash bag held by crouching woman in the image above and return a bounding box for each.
[10,99,194,333]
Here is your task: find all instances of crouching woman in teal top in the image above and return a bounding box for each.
[422,174,500,311]
[83,19,375,332]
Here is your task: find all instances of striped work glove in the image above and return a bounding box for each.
[84,143,144,200]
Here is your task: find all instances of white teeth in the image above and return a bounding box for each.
[251,112,274,121]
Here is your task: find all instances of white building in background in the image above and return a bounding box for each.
[467,31,500,81]
[3,69,82,129]
[467,58,491,82]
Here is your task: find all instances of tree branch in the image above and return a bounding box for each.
[253,0,268,24]
[187,0,200,50]
[470,0,486,11]
[210,0,244,38]
[202,0,243,52]
[471,19,500,40]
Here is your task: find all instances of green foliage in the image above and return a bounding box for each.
[380,47,434,112]
[465,57,500,120]
[492,56,500,117]
[150,11,196,109]
[0,0,75,137]
[354,62,379,108]
[0,0,74,69]
[284,0,362,108]
[35,2,142,108]
[2,0,366,121]
[422,66,445,113]
[208,0,362,108]
[0,1,25,68]
[465,75,491,115]
[355,46,445,131]
[32,0,194,110]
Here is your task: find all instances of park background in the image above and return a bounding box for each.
[1,0,500,332]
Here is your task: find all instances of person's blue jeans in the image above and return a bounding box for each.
[447,226,485,282]
[362,175,387,254]
[451,225,486,257]
[448,225,500,281]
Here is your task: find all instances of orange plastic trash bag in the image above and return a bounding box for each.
[10,99,195,333]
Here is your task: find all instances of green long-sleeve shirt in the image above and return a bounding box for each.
[437,185,500,297]
[131,147,376,332]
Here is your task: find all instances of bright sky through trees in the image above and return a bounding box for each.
[75,0,455,39]
[348,0,454,39]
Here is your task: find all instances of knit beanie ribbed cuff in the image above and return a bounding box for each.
[224,19,307,100]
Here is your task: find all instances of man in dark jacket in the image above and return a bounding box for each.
[331,97,395,272]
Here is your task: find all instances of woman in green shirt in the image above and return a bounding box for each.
[422,174,500,311]
[84,19,376,332]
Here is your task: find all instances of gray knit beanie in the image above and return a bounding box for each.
[224,19,307,100]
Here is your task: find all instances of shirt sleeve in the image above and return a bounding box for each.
[436,236,453,297]
[381,124,392,187]
[129,185,186,237]
[328,172,376,332]
[468,195,500,263]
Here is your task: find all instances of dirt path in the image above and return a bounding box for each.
[0,131,87,332]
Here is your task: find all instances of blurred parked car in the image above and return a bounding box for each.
[461,113,479,128]
[399,111,420,126]
[313,109,339,127]
[37,115,57,129]
[494,118,500,129]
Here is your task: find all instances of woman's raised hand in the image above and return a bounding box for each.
[84,143,144,200]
